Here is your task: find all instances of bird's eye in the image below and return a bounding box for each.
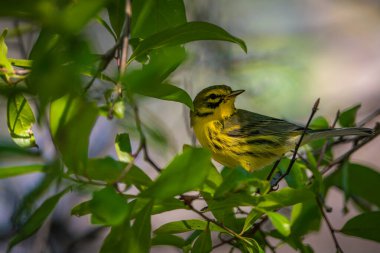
[209,94,217,99]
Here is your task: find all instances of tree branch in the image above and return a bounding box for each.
[317,198,344,253]
[271,98,320,190]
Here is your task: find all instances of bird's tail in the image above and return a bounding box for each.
[303,127,373,143]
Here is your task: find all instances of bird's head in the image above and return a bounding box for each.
[191,85,245,125]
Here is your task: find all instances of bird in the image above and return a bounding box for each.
[190,85,373,172]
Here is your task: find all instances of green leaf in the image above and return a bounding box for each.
[29,32,93,111]
[241,209,262,234]
[8,58,32,68]
[128,21,247,64]
[61,0,108,33]
[140,147,213,199]
[122,46,192,109]
[50,95,98,172]
[154,219,228,234]
[238,238,265,253]
[115,133,132,162]
[7,93,37,148]
[267,212,291,237]
[200,164,223,195]
[339,104,361,127]
[71,200,91,217]
[7,188,70,252]
[96,16,117,41]
[340,211,380,243]
[76,157,152,190]
[325,163,380,208]
[291,199,321,237]
[152,234,186,248]
[0,29,14,82]
[130,200,154,253]
[137,82,193,110]
[89,187,129,226]
[309,116,329,130]
[100,219,132,253]
[12,166,58,226]
[280,160,308,189]
[214,167,270,199]
[258,187,314,210]
[192,223,212,253]
[0,164,43,179]
[207,193,259,210]
[131,0,187,39]
[107,0,125,38]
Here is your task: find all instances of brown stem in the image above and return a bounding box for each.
[317,198,344,253]
[271,98,320,190]
[321,123,380,175]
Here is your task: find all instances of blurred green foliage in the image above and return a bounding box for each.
[0,0,379,252]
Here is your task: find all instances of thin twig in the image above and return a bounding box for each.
[271,98,320,190]
[317,198,344,253]
[358,107,380,127]
[320,123,379,175]
[266,158,281,181]
[131,104,162,172]
[119,0,132,75]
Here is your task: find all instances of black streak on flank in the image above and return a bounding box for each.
[246,139,280,146]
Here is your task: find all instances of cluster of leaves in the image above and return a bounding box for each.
[0,0,379,253]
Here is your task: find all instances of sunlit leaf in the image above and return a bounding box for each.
[0,29,14,82]
[115,133,132,162]
[340,211,380,243]
[50,95,98,172]
[7,188,70,252]
[7,93,37,148]
[258,188,314,210]
[267,211,291,237]
[0,164,43,179]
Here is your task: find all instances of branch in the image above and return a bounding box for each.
[321,122,380,175]
[317,198,344,253]
[84,0,131,93]
[358,107,380,127]
[271,98,320,190]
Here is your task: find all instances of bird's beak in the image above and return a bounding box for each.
[227,89,245,98]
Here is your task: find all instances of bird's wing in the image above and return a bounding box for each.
[223,109,305,138]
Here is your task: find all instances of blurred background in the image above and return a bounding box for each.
[1,0,379,252]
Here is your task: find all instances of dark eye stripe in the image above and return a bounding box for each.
[206,99,223,109]
[205,94,224,100]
